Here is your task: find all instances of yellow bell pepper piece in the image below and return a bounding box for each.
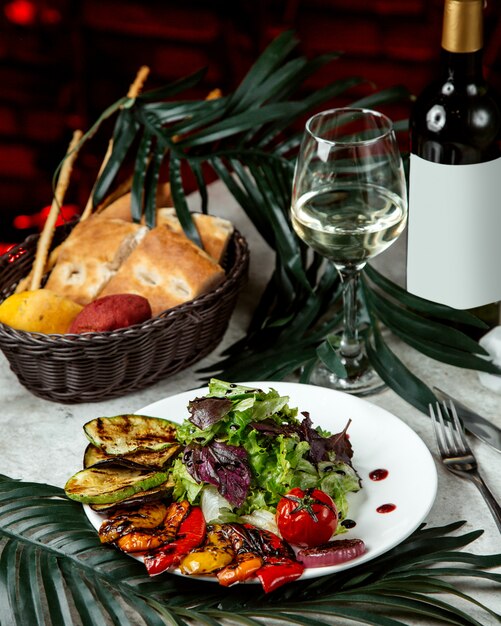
[179,524,234,575]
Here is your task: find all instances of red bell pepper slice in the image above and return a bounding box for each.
[144,506,206,576]
[256,557,304,593]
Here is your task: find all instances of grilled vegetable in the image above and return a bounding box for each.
[99,501,169,544]
[83,443,181,470]
[256,556,304,593]
[89,480,174,513]
[64,467,171,504]
[297,538,366,568]
[179,524,235,575]
[144,506,206,575]
[84,415,177,455]
[241,523,296,560]
[217,552,263,586]
[116,501,190,554]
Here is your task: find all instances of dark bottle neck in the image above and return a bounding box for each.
[440,48,484,82]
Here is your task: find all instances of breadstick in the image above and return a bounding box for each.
[29,130,83,291]
[206,88,222,100]
[15,238,64,293]
[127,65,150,99]
[14,274,31,293]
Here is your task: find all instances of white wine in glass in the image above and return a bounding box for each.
[291,108,407,395]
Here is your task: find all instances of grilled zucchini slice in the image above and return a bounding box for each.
[89,480,175,513]
[84,415,177,455]
[83,443,181,470]
[64,467,171,504]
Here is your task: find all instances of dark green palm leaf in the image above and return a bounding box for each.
[235,55,344,148]
[188,159,209,214]
[224,156,279,248]
[393,119,409,133]
[92,108,140,208]
[364,265,487,329]
[278,264,341,341]
[161,98,228,138]
[364,281,488,356]
[350,85,412,110]
[235,56,311,110]
[316,337,347,377]
[206,342,318,382]
[232,271,281,341]
[177,102,305,148]
[257,76,368,151]
[365,325,436,414]
[398,567,501,584]
[246,159,311,291]
[168,153,201,247]
[314,592,485,626]
[258,52,342,105]
[141,98,223,126]
[137,67,207,102]
[384,323,500,374]
[131,129,153,222]
[225,30,300,113]
[144,141,165,229]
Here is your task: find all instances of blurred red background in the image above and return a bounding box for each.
[0,0,500,252]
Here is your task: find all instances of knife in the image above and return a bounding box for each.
[433,387,501,453]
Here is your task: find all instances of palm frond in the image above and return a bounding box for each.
[61,30,496,412]
[1,475,500,626]
[92,108,141,208]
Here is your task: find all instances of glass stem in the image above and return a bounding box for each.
[339,265,364,361]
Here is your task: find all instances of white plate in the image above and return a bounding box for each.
[85,381,437,582]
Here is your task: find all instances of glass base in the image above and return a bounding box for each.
[309,361,386,396]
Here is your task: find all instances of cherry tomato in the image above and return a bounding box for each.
[276,488,338,548]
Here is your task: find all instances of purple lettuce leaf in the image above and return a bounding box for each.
[327,419,354,465]
[188,397,233,430]
[299,412,354,465]
[248,411,354,467]
[183,441,251,508]
[249,418,299,437]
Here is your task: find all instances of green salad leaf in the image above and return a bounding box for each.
[171,379,361,523]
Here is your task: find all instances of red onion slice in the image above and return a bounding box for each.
[297,538,366,568]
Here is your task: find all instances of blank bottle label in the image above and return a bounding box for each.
[407,154,501,309]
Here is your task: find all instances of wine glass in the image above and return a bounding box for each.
[291,108,407,395]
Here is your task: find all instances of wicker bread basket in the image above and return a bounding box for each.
[0,223,249,403]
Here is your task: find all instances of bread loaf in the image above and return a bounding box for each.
[99,225,225,316]
[45,218,147,305]
[156,208,233,262]
[97,194,233,263]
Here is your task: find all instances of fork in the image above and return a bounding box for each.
[429,401,501,533]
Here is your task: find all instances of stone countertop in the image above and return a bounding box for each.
[0,180,500,624]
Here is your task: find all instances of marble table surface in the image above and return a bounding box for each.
[0,181,500,624]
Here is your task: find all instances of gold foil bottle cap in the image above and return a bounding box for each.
[442,0,483,53]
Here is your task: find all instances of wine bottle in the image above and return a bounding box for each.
[407,0,501,328]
